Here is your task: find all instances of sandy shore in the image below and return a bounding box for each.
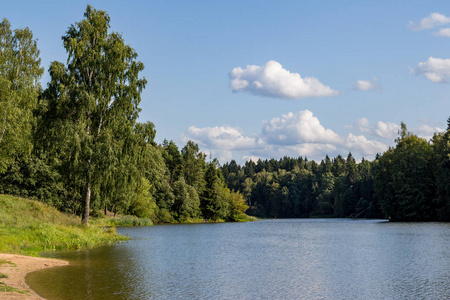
[0,253,69,300]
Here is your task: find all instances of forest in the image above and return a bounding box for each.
[0,7,249,225]
[222,121,450,221]
[1,6,449,224]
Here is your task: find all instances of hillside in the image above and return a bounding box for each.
[0,194,128,256]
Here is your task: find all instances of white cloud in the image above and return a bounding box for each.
[242,155,260,163]
[184,125,258,150]
[350,118,400,140]
[345,134,388,156]
[351,117,371,133]
[282,143,338,158]
[408,13,450,30]
[374,121,401,139]
[248,143,339,162]
[184,111,392,163]
[432,28,450,37]
[416,57,450,83]
[350,118,447,142]
[354,78,381,92]
[229,60,339,99]
[213,150,234,164]
[415,124,445,140]
[261,110,343,145]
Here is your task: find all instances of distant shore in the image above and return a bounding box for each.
[0,253,68,300]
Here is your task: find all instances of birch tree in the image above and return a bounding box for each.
[0,19,43,172]
[41,6,146,225]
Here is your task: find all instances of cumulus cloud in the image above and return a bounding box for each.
[213,150,234,164]
[432,28,450,37]
[242,155,260,163]
[184,125,258,150]
[415,124,445,140]
[408,13,450,30]
[246,143,339,163]
[350,118,400,140]
[416,57,450,83]
[349,118,446,142]
[344,134,388,155]
[281,143,338,158]
[354,78,381,92]
[351,117,372,133]
[183,111,391,163]
[261,110,343,145]
[258,111,388,159]
[229,60,338,99]
[374,121,401,139]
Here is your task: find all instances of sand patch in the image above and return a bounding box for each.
[0,253,68,300]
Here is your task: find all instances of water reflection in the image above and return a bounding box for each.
[27,220,450,299]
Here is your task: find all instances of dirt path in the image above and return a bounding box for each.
[0,253,69,300]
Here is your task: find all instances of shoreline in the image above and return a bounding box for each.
[0,253,69,300]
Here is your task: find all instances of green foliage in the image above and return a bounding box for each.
[229,192,250,222]
[182,141,206,193]
[91,215,153,227]
[223,153,378,219]
[431,129,450,220]
[374,124,435,221]
[172,178,201,221]
[0,154,66,210]
[37,5,147,225]
[0,6,255,230]
[0,260,16,268]
[128,177,156,219]
[0,282,29,294]
[0,19,43,172]
[0,194,127,256]
[220,120,450,222]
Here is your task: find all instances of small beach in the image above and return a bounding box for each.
[0,253,68,300]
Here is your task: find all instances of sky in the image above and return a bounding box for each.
[3,0,450,164]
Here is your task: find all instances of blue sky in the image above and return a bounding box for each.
[3,0,450,164]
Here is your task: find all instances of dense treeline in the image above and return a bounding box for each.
[222,121,450,221]
[0,6,249,225]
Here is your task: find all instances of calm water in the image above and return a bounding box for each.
[27,219,450,299]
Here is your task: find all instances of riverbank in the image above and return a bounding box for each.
[0,194,132,298]
[0,253,68,299]
[0,194,129,256]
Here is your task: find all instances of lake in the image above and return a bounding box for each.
[27,219,450,299]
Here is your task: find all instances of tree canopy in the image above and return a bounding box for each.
[0,19,43,172]
[38,6,146,225]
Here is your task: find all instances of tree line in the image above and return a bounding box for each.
[222,121,450,221]
[0,6,249,225]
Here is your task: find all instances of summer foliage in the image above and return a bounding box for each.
[0,6,250,225]
[221,120,450,221]
[0,194,127,256]
[0,6,449,224]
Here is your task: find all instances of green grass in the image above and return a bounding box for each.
[0,194,129,256]
[0,260,16,267]
[0,273,7,279]
[91,214,153,227]
[0,282,28,294]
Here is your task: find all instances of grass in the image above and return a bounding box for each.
[0,282,29,294]
[0,194,129,256]
[0,260,16,267]
[91,214,153,227]
[0,258,27,294]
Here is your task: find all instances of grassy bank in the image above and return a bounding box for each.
[0,194,131,256]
